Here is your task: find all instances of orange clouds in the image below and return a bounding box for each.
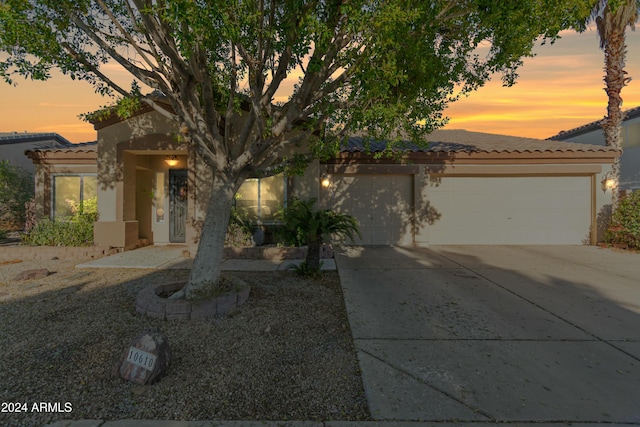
[444,27,640,138]
[1,27,639,143]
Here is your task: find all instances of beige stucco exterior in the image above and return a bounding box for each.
[91,109,210,250]
[316,146,618,246]
[27,110,618,251]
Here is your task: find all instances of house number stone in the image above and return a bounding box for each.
[113,329,170,385]
[126,347,156,371]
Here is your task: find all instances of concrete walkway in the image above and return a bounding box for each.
[75,245,336,271]
[336,245,640,424]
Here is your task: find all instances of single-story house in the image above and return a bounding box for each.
[1,132,73,173]
[548,106,640,191]
[25,106,619,252]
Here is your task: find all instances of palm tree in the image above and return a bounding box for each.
[589,0,639,210]
[278,198,360,272]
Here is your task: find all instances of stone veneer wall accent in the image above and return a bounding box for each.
[136,280,251,320]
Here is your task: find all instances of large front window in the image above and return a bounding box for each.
[235,174,286,222]
[52,175,97,218]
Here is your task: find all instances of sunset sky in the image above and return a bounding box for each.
[0,26,639,143]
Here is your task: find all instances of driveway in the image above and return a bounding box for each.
[336,245,640,424]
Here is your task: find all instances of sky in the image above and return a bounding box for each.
[0,26,639,143]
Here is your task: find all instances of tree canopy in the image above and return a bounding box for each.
[1,1,594,164]
[0,0,596,297]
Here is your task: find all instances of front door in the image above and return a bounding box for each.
[169,169,188,243]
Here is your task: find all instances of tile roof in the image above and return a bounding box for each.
[547,106,640,140]
[342,129,619,154]
[24,141,98,154]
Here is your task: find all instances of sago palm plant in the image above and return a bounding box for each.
[278,198,360,272]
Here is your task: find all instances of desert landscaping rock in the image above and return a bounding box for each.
[13,268,49,281]
[0,257,368,427]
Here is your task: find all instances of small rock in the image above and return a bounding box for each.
[113,329,171,385]
[51,256,59,260]
[13,269,50,281]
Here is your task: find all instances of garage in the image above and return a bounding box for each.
[422,175,592,244]
[318,130,619,246]
[328,174,413,245]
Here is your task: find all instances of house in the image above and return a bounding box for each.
[548,106,640,191]
[25,106,619,252]
[1,132,73,173]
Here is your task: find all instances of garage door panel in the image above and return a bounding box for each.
[326,174,413,246]
[423,176,591,245]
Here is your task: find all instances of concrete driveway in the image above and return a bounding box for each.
[336,245,640,424]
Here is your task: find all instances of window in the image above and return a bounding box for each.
[52,174,97,218]
[235,174,286,222]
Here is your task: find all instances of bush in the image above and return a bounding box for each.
[22,197,98,247]
[225,207,254,247]
[277,198,359,272]
[0,160,34,231]
[605,191,640,249]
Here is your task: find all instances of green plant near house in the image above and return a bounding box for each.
[0,160,34,231]
[277,198,360,274]
[605,191,640,250]
[225,207,254,247]
[22,197,98,247]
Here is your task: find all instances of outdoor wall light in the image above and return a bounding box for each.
[165,155,179,167]
[321,173,331,188]
[601,171,617,192]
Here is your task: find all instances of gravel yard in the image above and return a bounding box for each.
[0,255,369,427]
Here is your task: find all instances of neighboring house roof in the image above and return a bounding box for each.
[547,106,640,141]
[342,129,620,155]
[0,132,73,148]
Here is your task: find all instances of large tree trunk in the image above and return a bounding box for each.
[601,26,628,212]
[181,174,238,300]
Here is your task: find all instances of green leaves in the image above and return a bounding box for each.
[0,0,595,168]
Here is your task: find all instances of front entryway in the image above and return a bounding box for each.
[169,169,188,243]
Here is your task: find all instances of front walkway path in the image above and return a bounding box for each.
[75,245,335,271]
[336,245,640,424]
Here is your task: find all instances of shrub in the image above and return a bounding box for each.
[0,229,7,240]
[277,198,359,272]
[22,197,98,247]
[605,191,640,249]
[0,160,34,230]
[225,207,254,247]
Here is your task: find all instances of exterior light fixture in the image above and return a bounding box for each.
[321,173,331,188]
[165,155,179,167]
[601,171,617,192]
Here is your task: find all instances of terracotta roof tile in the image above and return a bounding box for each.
[25,141,98,154]
[342,129,619,154]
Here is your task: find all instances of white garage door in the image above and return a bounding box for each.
[327,174,413,245]
[422,176,592,244]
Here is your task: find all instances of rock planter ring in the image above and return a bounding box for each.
[136,277,250,320]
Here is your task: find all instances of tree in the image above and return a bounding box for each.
[585,0,639,210]
[0,0,593,299]
[278,198,359,272]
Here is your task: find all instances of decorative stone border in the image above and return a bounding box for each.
[136,279,250,321]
